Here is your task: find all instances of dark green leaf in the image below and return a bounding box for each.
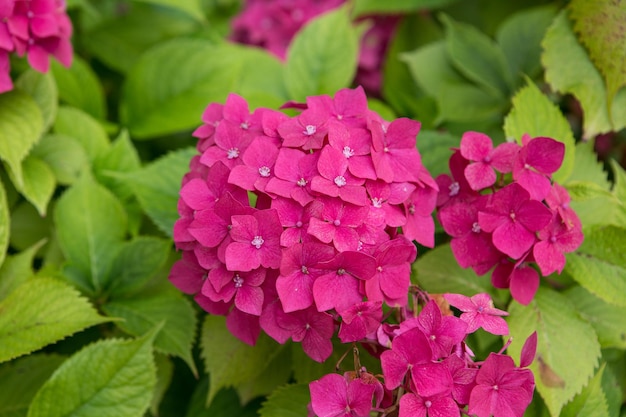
[132,0,206,21]
[0,179,8,268]
[237,343,292,403]
[418,130,460,178]
[0,240,46,301]
[94,129,141,201]
[259,384,311,417]
[151,354,174,417]
[353,0,460,16]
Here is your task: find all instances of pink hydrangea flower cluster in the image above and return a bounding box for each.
[229,0,398,94]
[436,132,583,305]
[309,296,537,417]
[0,0,73,93]
[169,86,439,358]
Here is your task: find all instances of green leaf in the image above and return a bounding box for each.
[123,147,196,237]
[51,57,106,120]
[353,0,460,16]
[600,364,623,417]
[150,354,174,417]
[0,179,8,268]
[0,90,44,188]
[507,287,601,417]
[496,5,556,81]
[610,159,626,207]
[132,0,205,21]
[94,129,141,201]
[122,39,286,138]
[237,343,292,404]
[565,286,626,349]
[285,7,359,101]
[201,315,285,405]
[0,240,46,301]
[258,384,311,417]
[411,243,503,304]
[569,0,626,109]
[27,325,160,417]
[417,130,461,178]
[186,381,253,417]
[565,225,626,307]
[12,156,56,216]
[561,363,609,417]
[103,291,197,374]
[30,133,89,186]
[107,236,171,296]
[54,175,127,294]
[53,106,110,162]
[542,11,626,139]
[15,70,58,132]
[0,277,111,363]
[441,14,514,97]
[565,141,610,188]
[0,354,65,417]
[503,79,576,182]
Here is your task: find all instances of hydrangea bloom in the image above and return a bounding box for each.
[0,0,72,93]
[436,133,583,305]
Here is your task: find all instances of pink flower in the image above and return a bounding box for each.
[203,266,266,316]
[364,237,416,306]
[225,209,283,271]
[381,327,432,389]
[228,137,280,193]
[512,135,565,200]
[370,117,424,183]
[307,197,368,252]
[443,293,509,335]
[265,148,319,205]
[533,215,583,276]
[460,131,520,191]
[278,306,335,362]
[545,183,580,229]
[310,373,377,417]
[412,300,467,360]
[272,198,323,246]
[491,258,540,305]
[311,145,368,206]
[338,301,383,343]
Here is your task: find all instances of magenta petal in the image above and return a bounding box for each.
[525,137,565,174]
[27,44,50,72]
[235,285,264,316]
[398,393,427,417]
[520,332,537,368]
[465,162,496,190]
[492,222,535,259]
[460,131,492,161]
[509,265,539,305]
[226,308,260,345]
[310,374,348,417]
[31,14,59,38]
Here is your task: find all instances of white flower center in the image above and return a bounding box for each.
[297,177,307,187]
[303,125,316,136]
[371,197,383,208]
[472,222,481,233]
[334,176,347,187]
[258,166,271,177]
[333,219,341,226]
[301,265,309,274]
[342,146,355,158]
[240,121,250,130]
[233,274,244,288]
[227,147,239,159]
[449,182,460,196]
[251,235,265,249]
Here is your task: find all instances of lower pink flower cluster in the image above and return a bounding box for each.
[436,132,583,305]
[309,296,537,417]
[0,0,73,93]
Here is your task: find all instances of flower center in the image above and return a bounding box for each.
[297,177,307,187]
[371,197,383,208]
[384,146,389,153]
[334,176,347,187]
[483,155,492,163]
[240,121,250,130]
[493,385,499,391]
[333,219,341,226]
[258,166,271,177]
[408,203,416,215]
[510,211,516,221]
[301,265,309,274]
[343,146,355,158]
[477,306,484,313]
[303,125,316,136]
[251,235,265,249]
[337,268,346,275]
[376,266,383,272]
[227,147,240,159]
[449,182,460,196]
[296,221,303,228]
[472,222,481,233]
[424,401,432,409]
[550,235,557,243]
[233,274,244,288]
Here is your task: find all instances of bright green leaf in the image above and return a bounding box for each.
[0,240,46,301]
[0,277,111,363]
[610,159,626,207]
[561,363,609,417]
[30,133,89,185]
[503,79,576,182]
[507,287,601,417]
[0,354,65,417]
[94,129,141,201]
[565,286,626,349]
[103,291,197,374]
[53,106,110,162]
[132,0,205,21]
[13,156,56,216]
[258,384,311,417]
[285,7,359,101]
[51,57,106,120]
[441,14,514,97]
[27,325,160,417]
[0,90,44,188]
[353,0,459,17]
[542,11,626,139]
[122,39,286,138]
[565,225,626,307]
[569,0,626,109]
[54,175,127,294]
[565,181,613,201]
[15,70,58,132]
[201,315,286,405]
[565,141,610,188]
[0,179,8,268]
[123,147,196,237]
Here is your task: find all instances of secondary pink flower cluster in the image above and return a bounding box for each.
[0,0,73,93]
[230,0,398,94]
[436,132,583,305]
[309,295,537,417]
[169,86,439,359]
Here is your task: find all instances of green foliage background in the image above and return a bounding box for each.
[0,0,625,416]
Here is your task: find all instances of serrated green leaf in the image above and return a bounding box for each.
[411,243,503,304]
[0,277,111,363]
[103,291,197,374]
[610,159,626,206]
[562,363,609,417]
[54,175,127,294]
[496,5,556,81]
[122,39,285,138]
[237,343,292,404]
[258,384,311,417]
[53,106,110,161]
[94,129,141,201]
[285,7,359,101]
[0,240,46,301]
[0,179,8,268]
[600,364,622,417]
[565,225,626,307]
[441,14,514,97]
[15,70,58,132]
[150,353,174,416]
[503,79,576,182]
[565,141,610,188]
[569,0,626,109]
[418,130,461,178]
[106,236,171,296]
[507,287,601,417]
[123,147,196,237]
[51,57,106,120]
[0,90,44,188]
[201,315,285,405]
[0,354,65,417]
[12,156,56,216]
[132,0,205,21]
[27,325,160,417]
[353,0,459,17]
[565,181,613,201]
[565,286,626,349]
[542,11,626,139]
[186,380,252,417]
[30,133,89,186]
